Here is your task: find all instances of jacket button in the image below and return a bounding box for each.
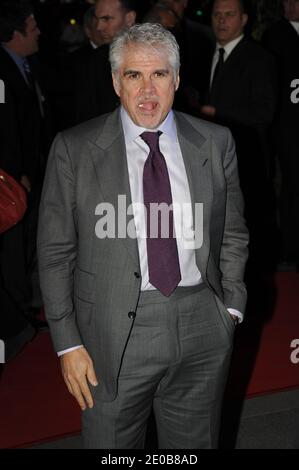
[134,272,140,279]
[128,311,136,319]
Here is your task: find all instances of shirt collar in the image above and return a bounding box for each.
[2,45,25,69]
[120,106,177,144]
[290,21,299,34]
[216,34,244,57]
[89,40,98,49]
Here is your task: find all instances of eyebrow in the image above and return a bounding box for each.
[123,69,170,76]
[93,14,114,20]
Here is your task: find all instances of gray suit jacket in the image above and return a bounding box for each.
[37,108,248,401]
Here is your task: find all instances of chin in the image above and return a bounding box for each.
[134,112,160,129]
[141,117,161,129]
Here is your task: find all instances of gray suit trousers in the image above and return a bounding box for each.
[82,284,235,449]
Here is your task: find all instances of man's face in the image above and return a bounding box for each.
[18,15,40,56]
[112,43,180,129]
[85,16,104,47]
[158,9,179,30]
[284,0,299,22]
[94,0,135,45]
[212,0,247,46]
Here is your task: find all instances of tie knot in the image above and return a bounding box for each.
[218,48,225,59]
[140,131,162,151]
[23,59,31,73]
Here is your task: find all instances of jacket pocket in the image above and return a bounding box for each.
[74,295,94,327]
[74,266,95,302]
[213,294,235,338]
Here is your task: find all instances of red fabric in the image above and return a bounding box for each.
[0,169,27,234]
[0,333,80,449]
[245,272,299,396]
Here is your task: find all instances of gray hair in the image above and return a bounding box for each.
[109,23,180,80]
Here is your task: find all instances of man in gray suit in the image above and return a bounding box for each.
[38,23,248,449]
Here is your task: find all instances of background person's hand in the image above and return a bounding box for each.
[60,347,99,410]
[20,174,31,193]
[200,105,216,118]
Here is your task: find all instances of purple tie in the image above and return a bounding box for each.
[141,131,181,296]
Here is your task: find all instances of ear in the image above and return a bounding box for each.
[12,30,22,42]
[241,13,248,28]
[112,73,121,97]
[125,10,136,27]
[175,73,180,91]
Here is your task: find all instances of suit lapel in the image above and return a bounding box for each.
[175,112,213,277]
[88,110,213,273]
[88,109,139,268]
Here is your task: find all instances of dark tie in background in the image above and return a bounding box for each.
[23,59,35,91]
[211,47,225,88]
[141,131,181,296]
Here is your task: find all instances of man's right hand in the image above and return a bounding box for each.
[60,347,99,410]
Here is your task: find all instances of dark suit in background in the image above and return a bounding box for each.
[172,17,215,115]
[73,43,120,125]
[0,46,51,339]
[262,18,299,266]
[203,38,277,271]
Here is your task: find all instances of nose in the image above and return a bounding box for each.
[141,77,155,94]
[218,14,226,24]
[96,19,105,32]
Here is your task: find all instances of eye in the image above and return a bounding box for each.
[154,71,168,78]
[127,72,140,80]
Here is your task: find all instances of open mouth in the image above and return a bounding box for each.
[138,101,159,113]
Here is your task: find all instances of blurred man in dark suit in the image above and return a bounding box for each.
[0,1,51,356]
[83,5,104,50]
[158,0,215,115]
[58,6,105,129]
[74,0,136,124]
[262,0,299,269]
[201,0,277,274]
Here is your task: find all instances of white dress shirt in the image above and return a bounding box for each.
[210,34,244,86]
[290,21,299,34]
[121,107,202,290]
[58,107,242,356]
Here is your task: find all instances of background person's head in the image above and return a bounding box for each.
[212,0,248,46]
[160,0,188,20]
[283,0,299,21]
[143,3,179,30]
[0,1,40,56]
[94,0,136,45]
[110,23,180,129]
[83,6,104,47]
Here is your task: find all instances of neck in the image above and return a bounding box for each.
[2,41,26,58]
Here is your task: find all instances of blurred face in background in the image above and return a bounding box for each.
[85,15,104,47]
[14,14,40,56]
[283,0,299,21]
[94,0,135,45]
[154,8,179,29]
[162,0,188,19]
[212,0,248,46]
